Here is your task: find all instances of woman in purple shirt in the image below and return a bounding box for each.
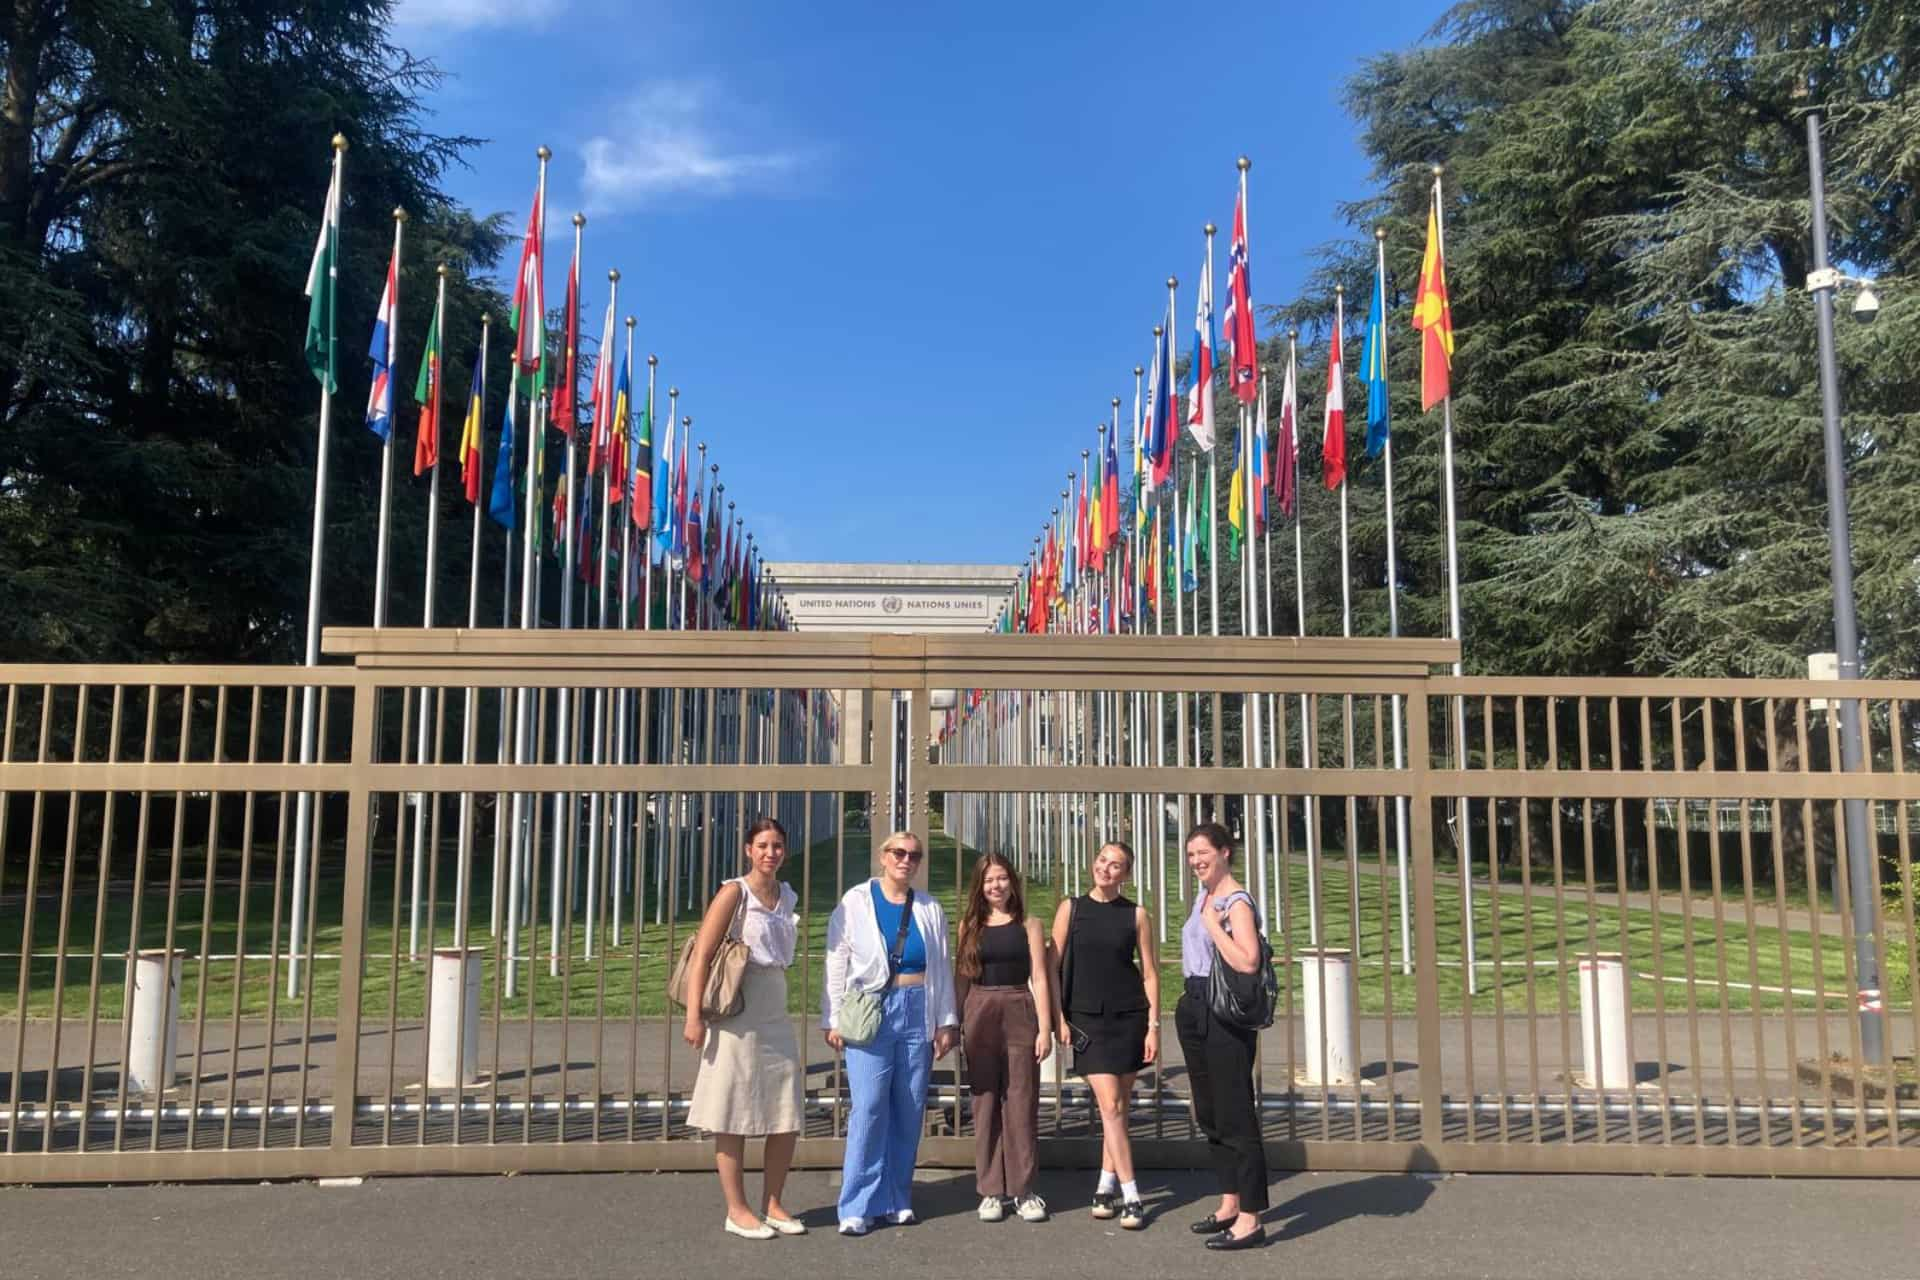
[1175,822,1269,1251]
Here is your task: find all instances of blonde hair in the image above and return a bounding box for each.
[880,830,923,856]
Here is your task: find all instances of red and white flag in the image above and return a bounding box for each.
[1323,294,1346,490]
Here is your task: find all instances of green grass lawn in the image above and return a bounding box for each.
[4,827,1912,1024]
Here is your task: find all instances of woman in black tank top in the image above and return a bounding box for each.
[1049,840,1159,1229]
[955,853,1053,1222]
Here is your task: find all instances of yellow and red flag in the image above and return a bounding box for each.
[1413,186,1454,411]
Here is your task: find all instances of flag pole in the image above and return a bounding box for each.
[1376,226,1414,975]
[373,207,405,629]
[613,314,636,948]
[458,311,491,951]
[507,144,551,1000]
[585,270,619,962]
[1195,245,1219,645]
[289,132,345,999]
[493,361,518,938]
[1433,166,1476,992]
[410,261,449,963]
[643,356,658,632]
[550,212,584,978]
[1289,329,1320,947]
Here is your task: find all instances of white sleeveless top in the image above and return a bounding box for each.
[733,878,799,967]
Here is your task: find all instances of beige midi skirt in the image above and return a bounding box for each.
[687,963,804,1136]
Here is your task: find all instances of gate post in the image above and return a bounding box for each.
[331,671,378,1151]
[1403,677,1446,1152]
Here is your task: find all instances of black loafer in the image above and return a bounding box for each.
[1189,1213,1229,1235]
[1205,1226,1268,1252]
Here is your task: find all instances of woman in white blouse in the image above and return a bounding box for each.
[682,816,806,1240]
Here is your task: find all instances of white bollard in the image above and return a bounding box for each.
[1577,953,1632,1090]
[1298,949,1358,1086]
[125,949,181,1095]
[427,947,483,1088]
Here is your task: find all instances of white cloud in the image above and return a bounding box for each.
[391,0,565,31]
[580,81,810,211]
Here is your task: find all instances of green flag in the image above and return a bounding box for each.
[303,153,341,393]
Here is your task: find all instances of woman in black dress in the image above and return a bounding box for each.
[1050,841,1160,1229]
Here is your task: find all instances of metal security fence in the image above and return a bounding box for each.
[0,632,1913,1182]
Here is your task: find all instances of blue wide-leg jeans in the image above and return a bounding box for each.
[839,985,930,1221]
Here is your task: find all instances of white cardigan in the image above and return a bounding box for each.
[820,880,958,1036]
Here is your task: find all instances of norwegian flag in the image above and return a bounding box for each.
[1224,185,1258,404]
[1323,293,1346,490]
[365,251,398,440]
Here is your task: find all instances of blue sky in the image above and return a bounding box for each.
[394,0,1445,564]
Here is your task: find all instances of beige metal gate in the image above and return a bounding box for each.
[0,630,1914,1181]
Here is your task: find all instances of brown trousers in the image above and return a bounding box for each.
[963,985,1040,1198]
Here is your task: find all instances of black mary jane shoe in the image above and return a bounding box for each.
[1189,1213,1230,1235]
[1204,1225,1268,1252]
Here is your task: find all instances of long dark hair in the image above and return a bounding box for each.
[957,853,1025,979]
[746,815,788,846]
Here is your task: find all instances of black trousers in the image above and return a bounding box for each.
[1175,982,1269,1211]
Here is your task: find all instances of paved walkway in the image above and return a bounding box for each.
[5,1166,1916,1279]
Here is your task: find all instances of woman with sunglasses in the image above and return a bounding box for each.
[955,852,1052,1224]
[682,816,806,1240]
[822,831,959,1236]
[1176,822,1269,1251]
[1050,840,1158,1230]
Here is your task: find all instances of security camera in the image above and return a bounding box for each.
[1852,284,1880,323]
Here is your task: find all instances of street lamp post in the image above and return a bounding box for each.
[1804,105,1884,1065]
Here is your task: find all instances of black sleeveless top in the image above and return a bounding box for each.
[976,921,1030,987]
[1064,894,1147,1015]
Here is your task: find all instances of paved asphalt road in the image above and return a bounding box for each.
[5,1166,1916,1279]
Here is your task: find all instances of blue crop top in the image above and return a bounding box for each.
[870,881,927,975]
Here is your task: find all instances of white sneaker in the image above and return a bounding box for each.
[977,1196,1006,1222]
[1015,1195,1049,1223]
[889,1209,917,1226]
[838,1217,870,1236]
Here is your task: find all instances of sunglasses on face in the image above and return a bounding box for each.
[884,847,924,863]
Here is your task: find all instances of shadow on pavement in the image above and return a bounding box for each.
[1269,1173,1436,1240]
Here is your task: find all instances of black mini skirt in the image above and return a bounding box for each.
[1067,1008,1150,1076]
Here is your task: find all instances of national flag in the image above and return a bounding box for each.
[1180,465,1198,592]
[1102,424,1120,546]
[576,497,596,586]
[655,410,677,553]
[412,303,441,476]
[1224,183,1258,404]
[365,249,397,439]
[1228,421,1245,559]
[553,241,581,432]
[1413,187,1455,410]
[488,371,519,529]
[1148,303,1177,486]
[1323,295,1346,490]
[1089,446,1106,569]
[1185,250,1218,450]
[702,492,722,594]
[607,341,629,505]
[551,456,568,555]
[509,187,545,375]
[1250,382,1268,535]
[586,294,615,472]
[1275,347,1298,518]
[1364,245,1391,458]
[629,364,651,529]
[670,438,689,566]
[303,155,341,393]
[1074,472,1089,576]
[459,355,485,504]
[685,474,704,583]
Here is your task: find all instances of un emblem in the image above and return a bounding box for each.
[881,596,904,615]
